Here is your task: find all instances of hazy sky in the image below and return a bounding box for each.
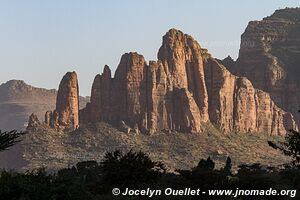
[0,0,299,96]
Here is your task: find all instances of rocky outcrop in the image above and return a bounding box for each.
[234,8,300,117]
[204,57,297,135]
[0,79,90,170]
[79,28,298,135]
[80,53,148,130]
[39,16,299,136]
[157,29,209,122]
[218,56,235,72]
[80,29,209,133]
[45,72,80,131]
[27,113,40,128]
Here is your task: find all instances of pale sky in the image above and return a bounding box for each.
[0,0,299,96]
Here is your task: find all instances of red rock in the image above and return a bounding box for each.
[234,8,300,126]
[157,28,209,121]
[27,113,40,128]
[46,72,79,131]
[80,29,209,133]
[68,26,300,135]
[204,57,297,135]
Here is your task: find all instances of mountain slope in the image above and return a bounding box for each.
[24,122,289,171]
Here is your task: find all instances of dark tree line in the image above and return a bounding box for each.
[0,148,298,200]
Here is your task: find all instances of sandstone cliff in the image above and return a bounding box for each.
[80,29,209,133]
[78,27,298,135]
[204,57,297,135]
[234,8,300,120]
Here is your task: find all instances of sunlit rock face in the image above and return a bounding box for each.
[44,72,80,131]
[80,29,209,133]
[79,26,298,135]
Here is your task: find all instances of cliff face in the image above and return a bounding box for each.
[80,29,209,133]
[34,9,300,135]
[235,8,300,116]
[78,27,298,135]
[157,29,209,123]
[80,53,149,129]
[204,57,297,135]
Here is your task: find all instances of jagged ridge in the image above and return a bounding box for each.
[41,25,299,135]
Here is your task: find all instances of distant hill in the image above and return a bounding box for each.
[0,80,89,169]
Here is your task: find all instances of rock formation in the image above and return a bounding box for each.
[45,72,80,131]
[38,9,300,135]
[234,8,300,117]
[79,27,298,135]
[204,57,297,135]
[80,29,209,133]
[28,113,40,128]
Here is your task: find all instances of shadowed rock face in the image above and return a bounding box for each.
[80,53,148,129]
[78,27,298,135]
[204,57,297,135]
[234,8,300,121]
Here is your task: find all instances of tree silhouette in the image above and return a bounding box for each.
[0,130,25,152]
[268,111,300,166]
[197,156,215,170]
[221,156,232,175]
[100,150,166,187]
[268,129,300,166]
